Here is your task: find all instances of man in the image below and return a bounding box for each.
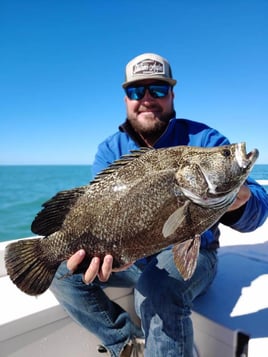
[50,53,268,357]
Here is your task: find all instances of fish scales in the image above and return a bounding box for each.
[5,143,258,295]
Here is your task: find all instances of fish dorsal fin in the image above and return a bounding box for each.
[162,202,189,238]
[172,235,201,280]
[91,147,153,184]
[31,186,87,236]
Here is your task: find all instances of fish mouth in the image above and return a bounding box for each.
[236,142,259,169]
[180,143,259,209]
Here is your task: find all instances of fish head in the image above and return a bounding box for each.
[175,143,259,207]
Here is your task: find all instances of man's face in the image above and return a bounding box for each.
[124,80,175,140]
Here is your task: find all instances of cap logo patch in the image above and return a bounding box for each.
[132,59,164,76]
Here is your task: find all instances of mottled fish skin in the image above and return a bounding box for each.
[5,143,258,295]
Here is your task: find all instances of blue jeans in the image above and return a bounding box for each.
[50,248,217,357]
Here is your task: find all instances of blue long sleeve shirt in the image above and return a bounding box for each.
[92,118,268,249]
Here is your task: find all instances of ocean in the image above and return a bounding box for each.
[1,164,268,243]
[0,165,92,242]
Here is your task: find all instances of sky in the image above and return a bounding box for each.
[1,0,268,165]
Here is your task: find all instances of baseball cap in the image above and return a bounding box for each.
[122,53,177,88]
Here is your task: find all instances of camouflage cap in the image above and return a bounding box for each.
[122,53,177,88]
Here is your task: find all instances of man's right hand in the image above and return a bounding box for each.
[67,250,113,284]
[67,250,133,284]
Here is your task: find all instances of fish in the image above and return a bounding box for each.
[5,143,258,296]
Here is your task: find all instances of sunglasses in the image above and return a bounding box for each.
[125,84,170,100]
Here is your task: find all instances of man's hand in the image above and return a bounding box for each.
[228,184,251,212]
[67,250,133,284]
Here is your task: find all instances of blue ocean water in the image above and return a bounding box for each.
[0,165,92,242]
[0,165,267,242]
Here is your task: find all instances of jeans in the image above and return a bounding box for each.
[50,248,217,357]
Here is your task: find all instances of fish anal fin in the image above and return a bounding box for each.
[172,234,201,280]
[162,202,189,238]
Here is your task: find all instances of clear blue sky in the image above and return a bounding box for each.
[1,0,267,165]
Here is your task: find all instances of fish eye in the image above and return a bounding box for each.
[222,149,231,157]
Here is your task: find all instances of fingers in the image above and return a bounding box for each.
[66,251,131,285]
[97,255,113,282]
[82,257,101,284]
[67,249,86,272]
[83,255,113,284]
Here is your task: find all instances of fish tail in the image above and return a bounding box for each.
[4,238,58,296]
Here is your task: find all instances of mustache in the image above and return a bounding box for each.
[138,104,162,112]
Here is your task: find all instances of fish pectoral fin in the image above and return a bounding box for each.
[172,234,201,280]
[162,202,189,238]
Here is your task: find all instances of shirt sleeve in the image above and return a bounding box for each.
[92,140,117,177]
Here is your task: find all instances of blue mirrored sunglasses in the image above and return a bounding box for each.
[125,84,170,100]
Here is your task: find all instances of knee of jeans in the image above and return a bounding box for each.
[136,269,190,317]
[50,261,85,299]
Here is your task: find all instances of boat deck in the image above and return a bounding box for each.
[0,221,267,356]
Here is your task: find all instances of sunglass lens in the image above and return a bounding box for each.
[148,85,169,98]
[125,84,170,100]
[125,87,145,100]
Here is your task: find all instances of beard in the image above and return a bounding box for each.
[127,107,175,144]
[138,118,169,137]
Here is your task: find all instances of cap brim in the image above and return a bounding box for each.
[122,77,177,88]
